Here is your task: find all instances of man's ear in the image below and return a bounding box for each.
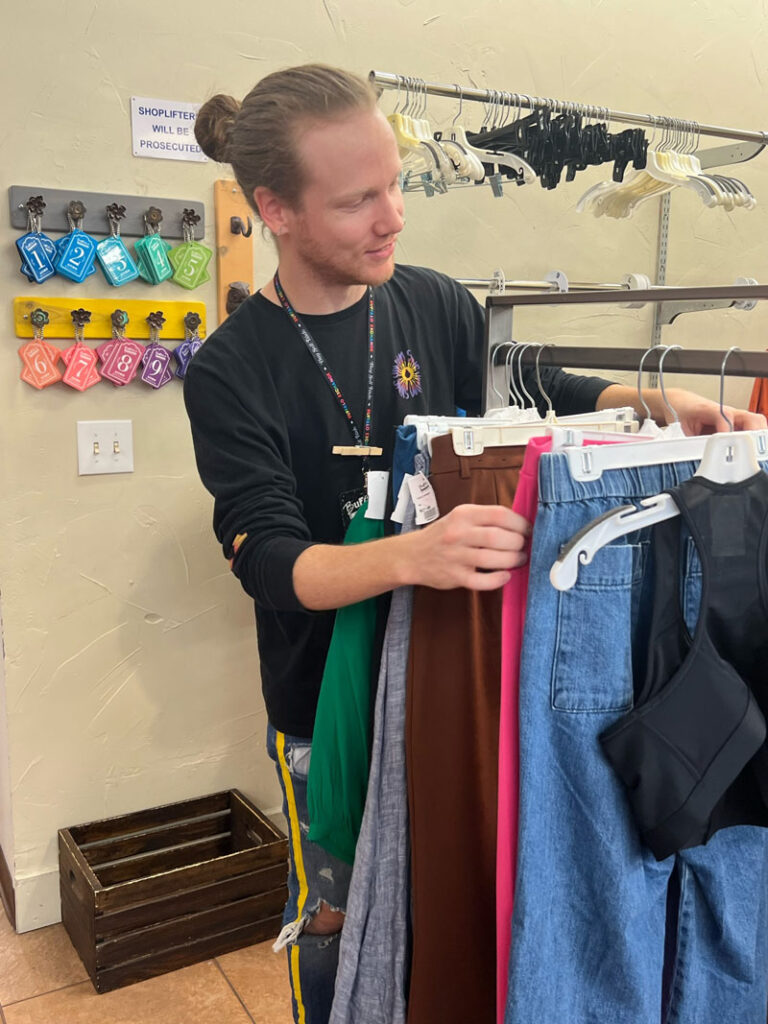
[253,187,292,237]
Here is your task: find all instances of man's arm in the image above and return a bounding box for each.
[293,503,531,611]
[597,384,768,434]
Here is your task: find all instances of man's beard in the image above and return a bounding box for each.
[294,232,396,290]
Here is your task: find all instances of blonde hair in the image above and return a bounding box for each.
[195,64,378,215]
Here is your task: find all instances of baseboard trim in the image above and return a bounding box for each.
[0,842,15,929]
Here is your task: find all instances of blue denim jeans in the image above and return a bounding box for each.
[267,724,353,1024]
[505,453,768,1024]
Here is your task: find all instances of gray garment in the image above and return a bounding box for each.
[330,498,420,1024]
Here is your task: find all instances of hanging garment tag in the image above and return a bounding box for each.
[390,473,414,525]
[407,471,440,525]
[364,470,390,520]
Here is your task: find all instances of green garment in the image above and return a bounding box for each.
[307,501,385,863]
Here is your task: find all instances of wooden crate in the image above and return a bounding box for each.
[59,789,288,993]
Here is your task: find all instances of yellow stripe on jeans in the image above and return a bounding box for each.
[276,730,309,1024]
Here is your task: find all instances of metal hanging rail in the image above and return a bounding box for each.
[369,70,768,147]
[457,277,626,293]
[482,284,768,413]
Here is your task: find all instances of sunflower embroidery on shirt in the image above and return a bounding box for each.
[392,350,423,399]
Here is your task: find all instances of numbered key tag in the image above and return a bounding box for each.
[141,342,174,388]
[56,234,96,278]
[17,233,56,283]
[170,241,212,289]
[97,236,139,286]
[96,203,139,286]
[100,310,144,386]
[55,201,98,282]
[170,208,211,289]
[20,232,57,282]
[173,311,203,379]
[103,337,145,385]
[16,196,56,283]
[18,309,62,389]
[135,208,173,284]
[140,312,173,388]
[62,308,101,391]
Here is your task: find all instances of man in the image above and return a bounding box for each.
[185,64,765,1024]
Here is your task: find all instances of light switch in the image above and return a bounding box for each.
[77,421,134,475]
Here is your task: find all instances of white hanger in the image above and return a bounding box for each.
[550,347,766,590]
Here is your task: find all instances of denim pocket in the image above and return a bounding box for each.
[551,542,640,713]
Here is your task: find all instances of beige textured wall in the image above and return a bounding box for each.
[2,0,768,930]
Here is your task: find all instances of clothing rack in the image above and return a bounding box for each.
[369,70,768,155]
[457,276,626,294]
[482,284,768,413]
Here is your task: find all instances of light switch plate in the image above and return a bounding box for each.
[77,420,134,475]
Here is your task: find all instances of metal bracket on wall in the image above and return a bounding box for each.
[647,140,765,384]
[8,186,205,239]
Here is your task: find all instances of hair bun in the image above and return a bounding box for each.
[194,94,241,162]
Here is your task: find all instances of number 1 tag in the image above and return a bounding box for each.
[17,197,56,283]
[17,232,56,283]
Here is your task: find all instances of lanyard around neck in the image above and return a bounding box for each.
[273,272,375,449]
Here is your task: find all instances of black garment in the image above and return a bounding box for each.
[184,265,611,737]
[600,471,768,861]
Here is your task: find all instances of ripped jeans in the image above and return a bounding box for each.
[267,724,353,1024]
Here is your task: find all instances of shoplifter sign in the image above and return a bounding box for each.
[130,97,208,162]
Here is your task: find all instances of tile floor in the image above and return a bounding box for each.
[0,903,293,1023]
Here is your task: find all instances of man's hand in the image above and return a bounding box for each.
[401,503,531,591]
[294,504,531,610]
[662,388,767,435]
[597,383,767,436]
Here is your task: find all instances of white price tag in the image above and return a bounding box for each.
[390,473,414,524]
[364,471,390,520]
[407,472,440,525]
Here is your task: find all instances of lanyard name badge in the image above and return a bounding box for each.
[273,273,385,529]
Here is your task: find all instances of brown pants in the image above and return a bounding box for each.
[406,436,524,1024]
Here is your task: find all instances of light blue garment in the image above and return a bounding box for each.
[505,453,768,1024]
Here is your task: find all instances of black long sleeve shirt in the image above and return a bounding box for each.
[183,265,611,736]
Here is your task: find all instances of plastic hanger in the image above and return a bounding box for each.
[550,347,766,590]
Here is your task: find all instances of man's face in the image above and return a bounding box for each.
[282,108,405,288]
